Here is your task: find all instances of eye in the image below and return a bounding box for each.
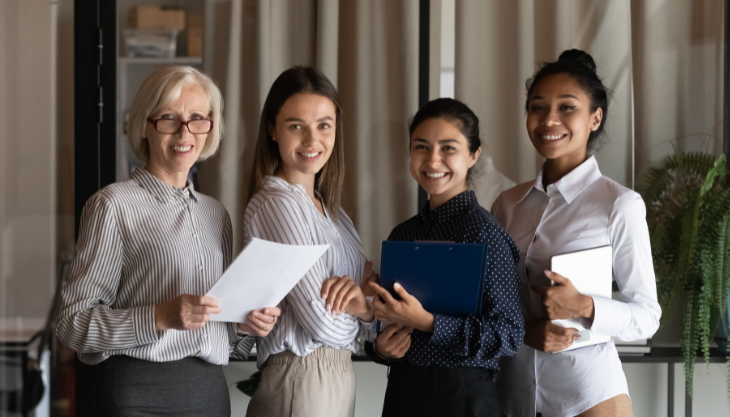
[319,123,331,130]
[413,144,427,150]
[442,145,456,151]
[289,124,302,130]
[190,113,205,120]
[160,113,176,120]
[560,105,576,111]
[530,105,544,112]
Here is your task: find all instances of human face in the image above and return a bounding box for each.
[145,84,210,186]
[271,93,336,187]
[526,73,602,166]
[409,117,480,209]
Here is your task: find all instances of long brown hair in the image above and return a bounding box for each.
[247,66,345,221]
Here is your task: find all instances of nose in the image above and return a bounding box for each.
[542,108,561,127]
[427,148,441,167]
[176,123,194,138]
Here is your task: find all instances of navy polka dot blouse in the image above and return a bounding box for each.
[365,191,525,370]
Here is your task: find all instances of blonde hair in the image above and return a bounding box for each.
[128,66,224,161]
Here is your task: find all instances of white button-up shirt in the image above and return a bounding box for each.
[491,156,661,417]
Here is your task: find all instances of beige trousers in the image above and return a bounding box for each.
[576,394,633,417]
[245,347,356,417]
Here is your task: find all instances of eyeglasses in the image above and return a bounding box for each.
[147,117,214,134]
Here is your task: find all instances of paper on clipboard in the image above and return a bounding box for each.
[206,238,330,323]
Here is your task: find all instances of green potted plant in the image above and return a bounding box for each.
[642,150,730,397]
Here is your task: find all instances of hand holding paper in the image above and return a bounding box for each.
[206,238,330,324]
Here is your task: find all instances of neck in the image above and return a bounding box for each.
[144,162,189,189]
[276,164,317,200]
[429,184,468,211]
[542,151,588,189]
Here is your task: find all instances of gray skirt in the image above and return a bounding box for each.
[92,355,230,417]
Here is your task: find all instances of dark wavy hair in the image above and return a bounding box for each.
[408,98,482,185]
[525,49,609,151]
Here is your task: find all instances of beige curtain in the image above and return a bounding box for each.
[199,0,419,267]
[455,0,724,193]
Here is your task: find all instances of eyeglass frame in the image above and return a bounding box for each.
[146,117,214,134]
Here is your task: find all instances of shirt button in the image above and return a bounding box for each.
[198,265,203,271]
[193,233,198,238]
[311,300,317,306]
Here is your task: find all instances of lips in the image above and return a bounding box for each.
[425,172,447,178]
[297,151,323,162]
[538,133,567,141]
[171,145,193,153]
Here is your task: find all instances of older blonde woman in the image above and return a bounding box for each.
[57,66,280,417]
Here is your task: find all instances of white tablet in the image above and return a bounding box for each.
[550,245,613,353]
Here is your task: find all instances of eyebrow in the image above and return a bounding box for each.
[530,94,578,100]
[412,138,460,145]
[284,116,334,123]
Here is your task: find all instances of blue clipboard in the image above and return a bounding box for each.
[379,241,488,321]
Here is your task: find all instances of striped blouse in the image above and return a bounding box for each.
[244,176,376,369]
[57,168,254,365]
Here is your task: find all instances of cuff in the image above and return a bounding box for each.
[428,314,460,346]
[590,296,630,336]
[133,305,159,346]
[359,317,377,343]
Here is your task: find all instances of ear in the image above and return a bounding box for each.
[468,147,482,169]
[590,107,603,132]
[268,123,276,141]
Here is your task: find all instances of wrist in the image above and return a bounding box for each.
[580,295,595,319]
[359,303,375,322]
[415,311,435,333]
[373,340,390,360]
[154,304,167,331]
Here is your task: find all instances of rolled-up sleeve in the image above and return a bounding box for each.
[56,193,159,353]
[590,191,661,340]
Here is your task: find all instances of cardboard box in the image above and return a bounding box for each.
[129,6,185,31]
[186,13,203,57]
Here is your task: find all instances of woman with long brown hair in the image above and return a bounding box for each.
[243,66,376,417]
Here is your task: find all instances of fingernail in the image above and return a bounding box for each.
[394,283,401,290]
[253,311,259,316]
[544,270,552,277]
[321,294,327,300]
[326,304,331,311]
[265,309,269,314]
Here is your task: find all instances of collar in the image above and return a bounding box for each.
[131,167,198,203]
[420,190,478,224]
[515,156,602,205]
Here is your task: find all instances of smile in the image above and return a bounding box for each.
[301,152,320,158]
[172,145,192,152]
[425,172,448,178]
[540,134,566,141]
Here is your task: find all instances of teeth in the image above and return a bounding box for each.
[172,145,192,152]
[542,134,563,140]
[425,172,447,178]
[302,152,319,158]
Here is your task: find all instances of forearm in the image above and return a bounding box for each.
[56,304,158,353]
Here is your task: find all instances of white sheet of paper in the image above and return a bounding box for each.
[206,238,330,323]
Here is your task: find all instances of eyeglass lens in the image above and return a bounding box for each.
[156,119,212,134]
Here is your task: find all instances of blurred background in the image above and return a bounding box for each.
[0,0,728,416]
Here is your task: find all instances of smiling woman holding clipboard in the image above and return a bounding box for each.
[491,50,662,417]
[365,98,525,417]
